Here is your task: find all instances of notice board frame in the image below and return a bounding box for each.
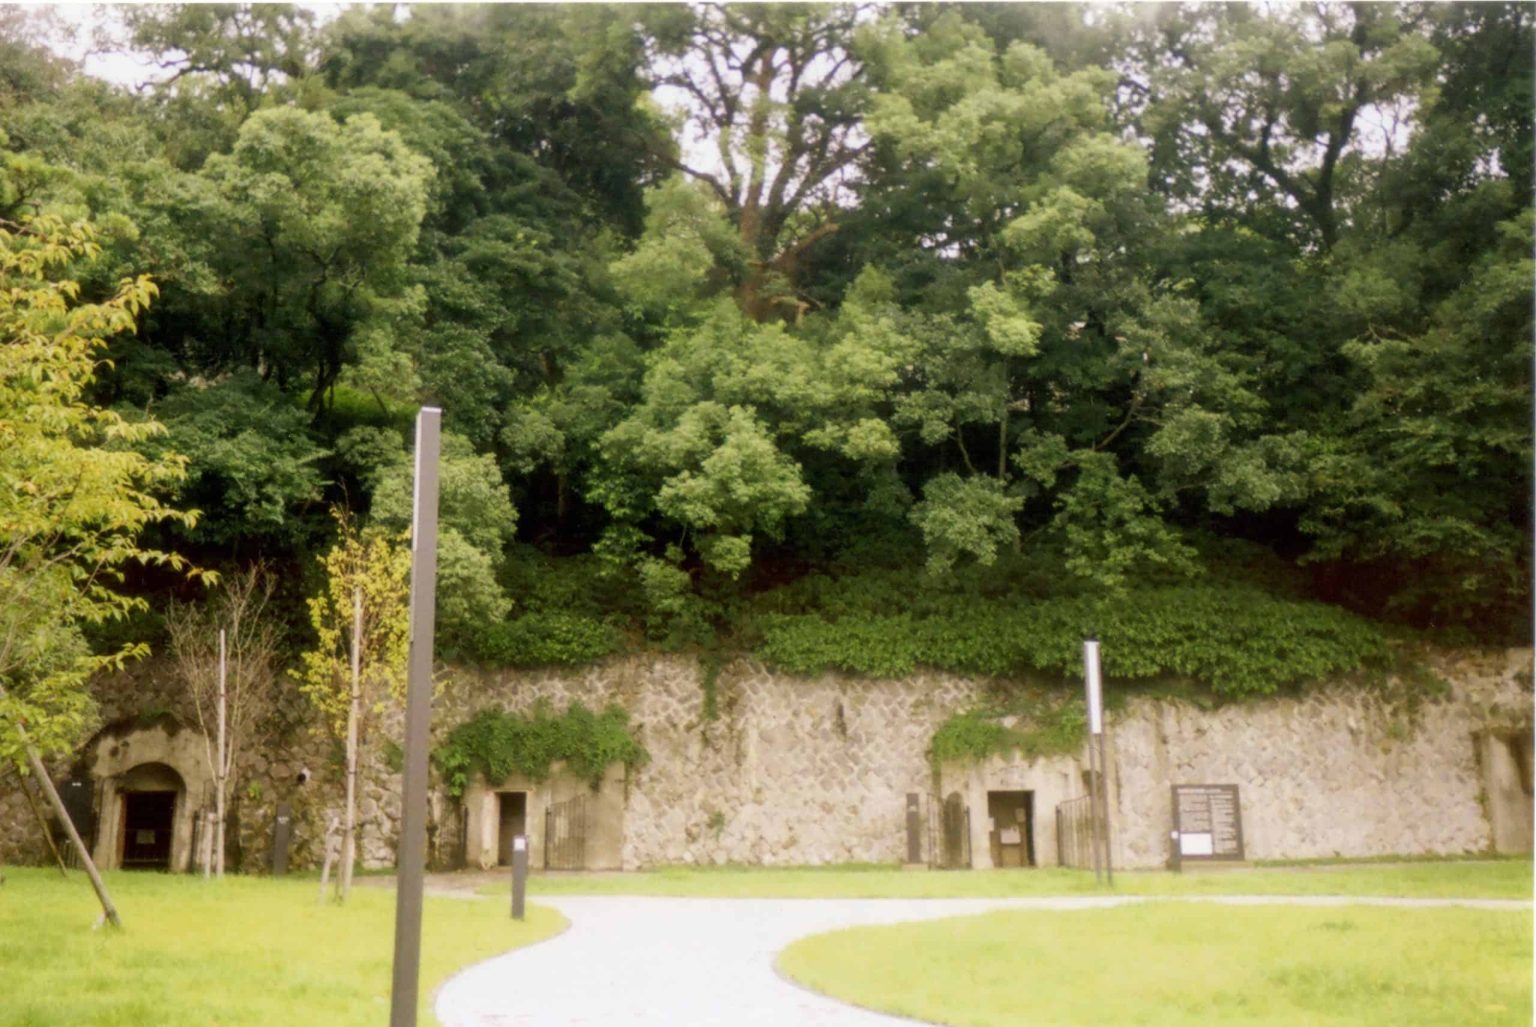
[1171,784,1245,866]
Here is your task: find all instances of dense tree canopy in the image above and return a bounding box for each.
[2,1,1528,669]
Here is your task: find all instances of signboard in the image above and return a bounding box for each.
[1171,785,1244,862]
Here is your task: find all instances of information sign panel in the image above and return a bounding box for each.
[1171,785,1244,861]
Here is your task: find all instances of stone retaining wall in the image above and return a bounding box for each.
[2,648,1530,871]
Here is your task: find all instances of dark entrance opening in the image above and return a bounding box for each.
[986,790,1034,868]
[121,791,176,870]
[496,792,528,866]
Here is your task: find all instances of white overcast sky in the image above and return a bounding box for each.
[38,3,353,88]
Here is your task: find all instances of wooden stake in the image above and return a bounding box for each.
[22,739,120,927]
[14,768,69,875]
[340,586,362,904]
[318,814,339,904]
[216,627,228,878]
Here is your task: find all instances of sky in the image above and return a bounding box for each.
[37,2,353,88]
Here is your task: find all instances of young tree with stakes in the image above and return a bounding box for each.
[165,564,281,878]
[298,512,410,904]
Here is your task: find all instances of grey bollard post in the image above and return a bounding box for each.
[511,835,528,921]
[271,801,292,876]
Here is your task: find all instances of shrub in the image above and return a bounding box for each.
[435,701,648,797]
[755,585,1389,697]
[474,612,623,667]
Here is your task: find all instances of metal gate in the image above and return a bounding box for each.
[1055,795,1094,869]
[543,794,586,870]
[926,792,971,869]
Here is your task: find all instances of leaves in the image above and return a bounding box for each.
[0,215,195,761]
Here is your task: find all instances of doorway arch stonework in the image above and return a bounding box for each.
[83,718,212,872]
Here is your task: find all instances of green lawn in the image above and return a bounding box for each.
[779,903,1534,1027]
[504,858,1534,900]
[0,868,563,1027]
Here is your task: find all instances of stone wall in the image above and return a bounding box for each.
[3,648,1530,872]
[1107,648,1533,866]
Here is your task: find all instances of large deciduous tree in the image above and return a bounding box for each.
[0,214,196,922]
[636,3,870,322]
[200,107,431,413]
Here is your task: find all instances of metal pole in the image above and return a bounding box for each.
[1099,731,1113,885]
[389,407,441,1027]
[1085,727,1101,882]
[1083,638,1104,885]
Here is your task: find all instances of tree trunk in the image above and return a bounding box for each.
[215,628,228,878]
[339,587,362,903]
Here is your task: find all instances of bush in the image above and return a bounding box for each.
[755,585,1389,697]
[435,702,648,797]
[474,612,623,667]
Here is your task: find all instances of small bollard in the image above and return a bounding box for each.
[271,802,292,876]
[510,835,527,921]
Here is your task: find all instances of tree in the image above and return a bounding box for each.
[0,214,196,924]
[1133,3,1438,251]
[296,511,409,903]
[164,564,282,877]
[856,11,1198,583]
[199,107,431,412]
[634,3,871,322]
[369,431,517,655]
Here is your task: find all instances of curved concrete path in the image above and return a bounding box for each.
[434,894,1527,1027]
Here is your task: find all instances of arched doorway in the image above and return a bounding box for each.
[116,762,184,870]
[81,717,212,873]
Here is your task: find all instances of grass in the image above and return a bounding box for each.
[0,867,563,1027]
[779,903,1534,1027]
[494,858,1534,900]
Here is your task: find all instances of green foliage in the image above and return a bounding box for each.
[0,215,197,762]
[755,585,1389,697]
[436,701,648,797]
[0,1,1527,661]
[930,695,1086,769]
[151,372,328,547]
[474,612,623,668]
[910,474,1024,574]
[371,431,518,650]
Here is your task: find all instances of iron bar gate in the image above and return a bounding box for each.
[543,794,586,870]
[1056,795,1094,869]
[926,792,972,869]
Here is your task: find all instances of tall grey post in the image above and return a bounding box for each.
[1082,638,1111,885]
[390,407,441,1027]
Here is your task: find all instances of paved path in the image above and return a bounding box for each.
[433,894,1527,1027]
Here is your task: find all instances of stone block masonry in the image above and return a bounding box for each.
[2,648,1529,871]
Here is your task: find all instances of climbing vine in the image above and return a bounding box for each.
[929,690,1087,771]
[435,701,648,798]
[756,586,1391,697]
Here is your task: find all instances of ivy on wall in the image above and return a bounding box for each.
[435,701,648,798]
[473,612,624,668]
[929,691,1088,771]
[755,586,1390,697]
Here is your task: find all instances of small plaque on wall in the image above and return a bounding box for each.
[1171,785,1244,861]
